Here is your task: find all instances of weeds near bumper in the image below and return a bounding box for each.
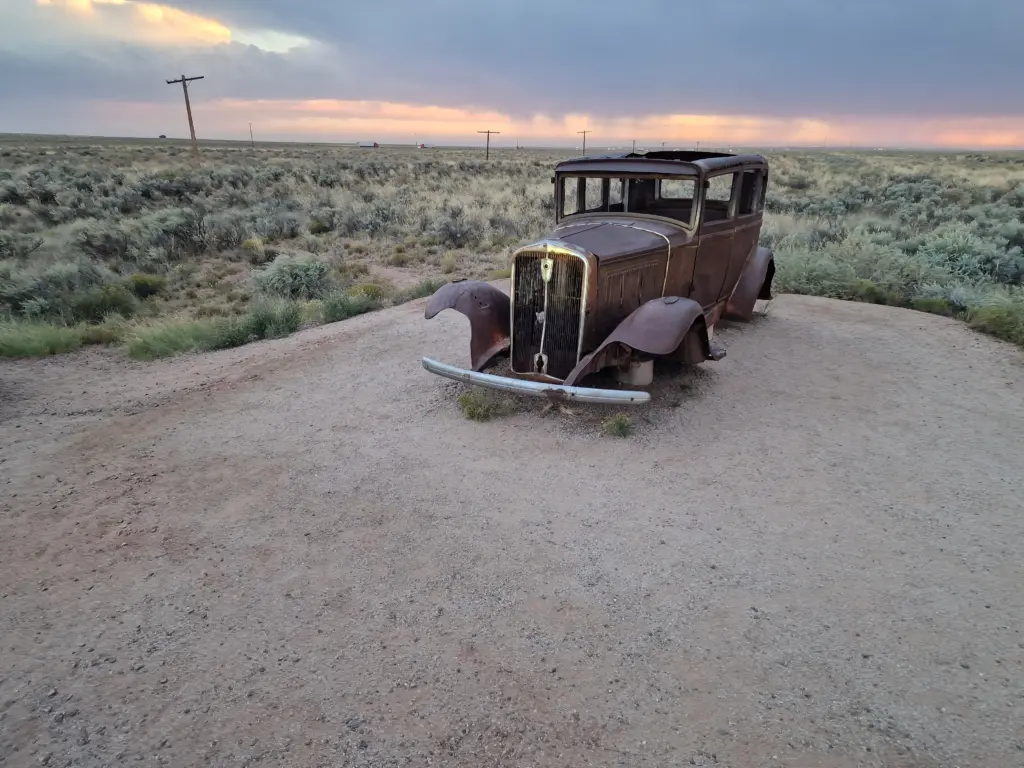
[458,391,514,421]
[602,412,633,438]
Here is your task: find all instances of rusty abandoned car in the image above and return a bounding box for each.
[422,150,775,404]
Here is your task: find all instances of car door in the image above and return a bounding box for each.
[690,171,739,309]
[721,168,766,299]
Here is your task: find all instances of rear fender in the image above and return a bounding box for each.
[724,246,774,322]
[424,280,510,371]
[563,296,712,386]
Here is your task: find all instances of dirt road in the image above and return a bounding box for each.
[2,292,1023,767]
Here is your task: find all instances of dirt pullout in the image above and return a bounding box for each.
[1,293,1022,768]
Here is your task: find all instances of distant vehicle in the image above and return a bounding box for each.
[159,135,167,139]
[357,141,379,148]
[421,150,775,404]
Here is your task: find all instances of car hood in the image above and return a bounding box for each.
[550,218,682,260]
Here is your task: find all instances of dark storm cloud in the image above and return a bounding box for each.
[1,0,1021,118]
[148,0,1024,117]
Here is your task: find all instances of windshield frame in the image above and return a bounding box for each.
[555,172,701,230]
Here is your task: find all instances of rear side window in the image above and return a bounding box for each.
[706,173,736,203]
[738,170,764,215]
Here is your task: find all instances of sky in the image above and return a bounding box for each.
[0,0,1022,148]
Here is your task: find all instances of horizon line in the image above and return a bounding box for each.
[2,131,1023,153]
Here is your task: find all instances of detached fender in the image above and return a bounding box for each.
[424,280,510,371]
[563,296,712,386]
[724,246,774,322]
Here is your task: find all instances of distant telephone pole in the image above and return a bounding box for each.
[249,122,254,148]
[477,129,500,160]
[166,74,204,158]
[577,129,590,156]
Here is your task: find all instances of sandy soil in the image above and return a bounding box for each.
[1,290,1023,768]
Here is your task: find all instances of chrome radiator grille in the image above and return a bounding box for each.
[511,250,586,379]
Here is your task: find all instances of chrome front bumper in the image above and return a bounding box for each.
[422,357,651,405]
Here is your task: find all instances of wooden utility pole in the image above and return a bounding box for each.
[577,129,590,156]
[478,129,500,160]
[166,74,204,158]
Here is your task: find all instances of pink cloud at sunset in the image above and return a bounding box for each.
[84,99,1024,149]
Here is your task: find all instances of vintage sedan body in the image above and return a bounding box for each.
[422,150,775,404]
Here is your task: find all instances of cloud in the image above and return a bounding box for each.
[6,94,1023,150]
[1,0,1023,146]
[20,0,310,51]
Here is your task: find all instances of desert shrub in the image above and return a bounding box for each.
[916,224,1006,282]
[253,209,302,242]
[241,298,304,339]
[320,293,381,323]
[774,250,857,298]
[140,207,209,258]
[602,413,633,438]
[0,258,117,317]
[440,253,458,274]
[346,282,390,301]
[910,296,955,316]
[124,319,221,359]
[0,231,44,259]
[206,211,250,250]
[251,253,332,299]
[0,320,82,358]
[71,220,137,263]
[126,273,167,299]
[308,207,340,234]
[431,206,484,248]
[80,316,129,345]
[966,300,1024,345]
[70,283,140,323]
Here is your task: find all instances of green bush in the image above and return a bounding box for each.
[910,297,955,316]
[124,319,221,360]
[251,253,332,299]
[70,284,139,323]
[242,298,304,339]
[0,259,116,317]
[967,302,1024,345]
[321,293,381,323]
[346,282,390,301]
[126,273,167,299]
[0,321,82,358]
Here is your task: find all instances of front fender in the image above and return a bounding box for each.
[424,280,510,371]
[562,296,711,386]
[724,246,774,322]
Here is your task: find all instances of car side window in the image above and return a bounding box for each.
[703,172,736,222]
[562,177,580,216]
[738,170,763,215]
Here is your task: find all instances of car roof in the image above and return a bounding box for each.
[554,150,768,177]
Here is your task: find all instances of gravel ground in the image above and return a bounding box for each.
[1,291,1023,768]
